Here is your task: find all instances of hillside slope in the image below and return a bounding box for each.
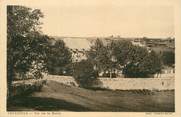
[8,80,174,112]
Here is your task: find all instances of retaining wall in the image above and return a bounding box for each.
[43,75,174,90]
[92,77,174,90]
[11,79,46,97]
[43,75,79,86]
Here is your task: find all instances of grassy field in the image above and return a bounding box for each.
[7,80,175,112]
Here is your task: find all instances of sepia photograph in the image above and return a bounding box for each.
[6,3,175,112]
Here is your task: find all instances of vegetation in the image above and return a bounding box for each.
[123,51,162,78]
[8,80,175,111]
[161,51,175,67]
[7,5,175,112]
[46,39,72,75]
[7,6,73,96]
[7,6,49,96]
[7,5,173,93]
[87,39,162,78]
[87,39,117,78]
[72,60,97,88]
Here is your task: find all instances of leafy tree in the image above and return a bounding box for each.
[73,60,97,88]
[108,40,162,78]
[7,6,43,37]
[111,40,133,66]
[87,39,105,73]
[7,6,48,96]
[46,39,72,75]
[123,50,162,78]
[88,39,162,78]
[87,39,116,78]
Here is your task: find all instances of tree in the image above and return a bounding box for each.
[46,39,72,75]
[73,60,97,88]
[112,40,134,66]
[87,39,105,74]
[110,40,162,78]
[7,6,47,96]
[87,39,116,78]
[123,50,162,78]
[88,39,162,78]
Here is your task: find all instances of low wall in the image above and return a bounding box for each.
[43,75,79,86]
[43,75,174,90]
[11,79,46,97]
[92,78,174,90]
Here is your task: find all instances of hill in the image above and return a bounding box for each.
[8,80,174,112]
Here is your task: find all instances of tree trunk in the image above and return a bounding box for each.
[7,62,15,98]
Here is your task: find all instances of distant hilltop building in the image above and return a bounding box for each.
[128,37,175,48]
[142,37,175,48]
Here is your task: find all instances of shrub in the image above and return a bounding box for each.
[73,60,97,88]
[161,51,175,66]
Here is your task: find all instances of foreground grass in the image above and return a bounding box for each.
[7,80,175,112]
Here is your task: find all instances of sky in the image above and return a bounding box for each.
[33,5,174,38]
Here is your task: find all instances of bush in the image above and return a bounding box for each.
[161,51,175,66]
[73,60,97,88]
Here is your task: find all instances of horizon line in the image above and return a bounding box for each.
[49,35,175,39]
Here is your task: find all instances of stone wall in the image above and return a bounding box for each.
[43,75,174,90]
[11,79,46,97]
[92,77,174,90]
[43,75,79,86]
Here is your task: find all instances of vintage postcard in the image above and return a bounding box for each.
[0,0,181,117]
